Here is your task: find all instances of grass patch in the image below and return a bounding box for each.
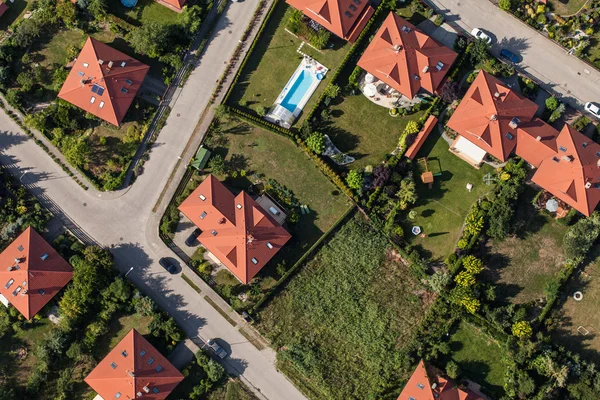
[227,2,350,125]
[481,187,568,304]
[96,312,153,357]
[238,327,266,351]
[400,127,493,260]
[258,214,434,399]
[550,247,600,364]
[182,273,202,294]
[214,269,240,287]
[322,93,426,169]
[548,0,588,15]
[212,118,351,268]
[204,295,237,327]
[107,0,179,26]
[448,321,506,398]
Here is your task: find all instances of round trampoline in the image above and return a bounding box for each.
[121,0,138,7]
[316,72,324,81]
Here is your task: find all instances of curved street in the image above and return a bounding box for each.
[0,0,305,399]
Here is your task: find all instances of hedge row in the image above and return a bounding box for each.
[222,0,280,104]
[536,263,575,324]
[0,100,89,190]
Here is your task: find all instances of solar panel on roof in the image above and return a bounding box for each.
[91,84,99,94]
[91,84,105,96]
[97,87,104,96]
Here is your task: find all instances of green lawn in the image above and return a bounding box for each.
[259,215,433,399]
[448,321,506,398]
[228,1,350,125]
[400,127,493,260]
[322,94,426,169]
[551,248,600,365]
[212,118,352,267]
[0,0,33,32]
[481,187,568,304]
[548,0,588,15]
[107,0,179,26]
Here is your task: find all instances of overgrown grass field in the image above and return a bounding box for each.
[258,215,433,399]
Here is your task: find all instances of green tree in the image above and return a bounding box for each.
[346,169,363,190]
[446,361,461,379]
[512,321,533,338]
[61,136,91,168]
[470,39,490,65]
[17,71,35,92]
[177,5,203,36]
[126,23,170,58]
[306,131,325,154]
[563,212,600,263]
[404,120,420,135]
[549,103,565,123]
[427,270,451,294]
[205,359,225,383]
[87,0,107,20]
[208,154,226,175]
[396,179,417,209]
[545,96,558,111]
[56,0,77,27]
[324,84,340,99]
[498,0,512,11]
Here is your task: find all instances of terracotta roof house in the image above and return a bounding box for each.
[0,3,8,18]
[357,12,458,99]
[398,360,483,400]
[178,175,292,284]
[156,0,186,11]
[58,37,150,126]
[448,70,600,216]
[285,0,374,43]
[446,70,538,162]
[0,227,73,320]
[85,329,184,400]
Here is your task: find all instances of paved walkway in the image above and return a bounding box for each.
[0,0,304,398]
[425,0,600,112]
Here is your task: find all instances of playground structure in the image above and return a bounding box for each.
[419,157,441,187]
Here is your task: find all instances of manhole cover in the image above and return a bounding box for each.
[177,113,181,117]
[229,30,232,34]
[83,203,87,207]
[120,237,123,241]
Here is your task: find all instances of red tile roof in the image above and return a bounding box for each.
[285,0,374,43]
[405,115,438,160]
[0,227,73,320]
[446,70,538,161]
[58,37,149,126]
[156,0,185,10]
[515,118,559,167]
[358,12,458,99]
[85,329,184,400]
[398,360,483,400]
[178,175,292,284]
[530,124,600,216]
[0,3,8,17]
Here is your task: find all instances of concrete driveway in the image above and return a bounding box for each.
[0,0,305,398]
[425,0,600,114]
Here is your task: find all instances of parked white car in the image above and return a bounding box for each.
[471,28,492,44]
[585,102,600,119]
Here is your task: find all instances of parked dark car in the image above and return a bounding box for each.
[185,228,201,247]
[500,48,520,63]
[159,257,177,274]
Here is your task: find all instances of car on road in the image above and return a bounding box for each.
[159,257,177,274]
[585,102,600,119]
[185,228,201,247]
[500,48,520,63]
[471,28,492,44]
[207,339,228,359]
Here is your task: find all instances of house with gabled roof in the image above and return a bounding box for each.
[178,175,292,284]
[85,329,184,400]
[398,360,483,400]
[58,37,150,127]
[0,227,73,320]
[286,0,374,43]
[447,69,600,216]
[357,12,458,99]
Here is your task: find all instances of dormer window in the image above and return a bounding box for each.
[78,71,84,76]
[121,350,128,357]
[152,388,159,394]
[251,258,258,265]
[582,142,588,148]
[110,362,117,369]
[38,289,45,295]
[417,383,425,389]
[344,11,352,17]
[99,101,105,108]
[115,393,121,399]
[40,253,49,261]
[148,357,154,365]
[156,365,163,372]
[140,350,146,357]
[211,230,217,236]
[505,133,513,140]
[559,146,567,152]
[349,4,356,11]
[266,242,273,249]
[401,25,411,33]
[121,87,128,94]
[5,279,14,289]
[90,96,96,104]
[17,245,23,251]
[125,79,132,85]
[435,61,444,71]
[200,211,207,219]
[552,156,560,163]
[199,194,206,201]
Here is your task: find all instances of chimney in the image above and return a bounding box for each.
[247,234,255,244]
[562,155,572,163]
[509,117,520,129]
[536,136,542,141]
[14,257,20,264]
[393,44,402,53]
[494,92,500,99]
[586,182,592,189]
[422,65,429,73]
[108,61,114,69]
[21,290,27,295]
[98,59,104,65]
[490,114,497,121]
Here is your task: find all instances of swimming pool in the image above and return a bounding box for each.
[266,58,328,129]
[280,70,315,114]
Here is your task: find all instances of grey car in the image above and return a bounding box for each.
[207,339,228,359]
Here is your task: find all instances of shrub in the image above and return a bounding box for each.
[549,103,565,123]
[466,70,478,84]
[208,154,226,175]
[404,120,420,136]
[563,212,600,264]
[446,361,461,379]
[346,169,363,190]
[454,271,476,287]
[324,84,340,99]
[499,0,512,11]
[512,321,533,338]
[463,255,484,274]
[348,66,363,90]
[306,131,325,154]
[572,115,590,132]
[545,96,558,112]
[427,270,451,294]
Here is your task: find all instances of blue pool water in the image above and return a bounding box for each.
[280,70,315,113]
[121,0,138,7]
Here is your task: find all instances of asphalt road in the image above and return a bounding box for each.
[0,0,305,399]
[426,0,600,112]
